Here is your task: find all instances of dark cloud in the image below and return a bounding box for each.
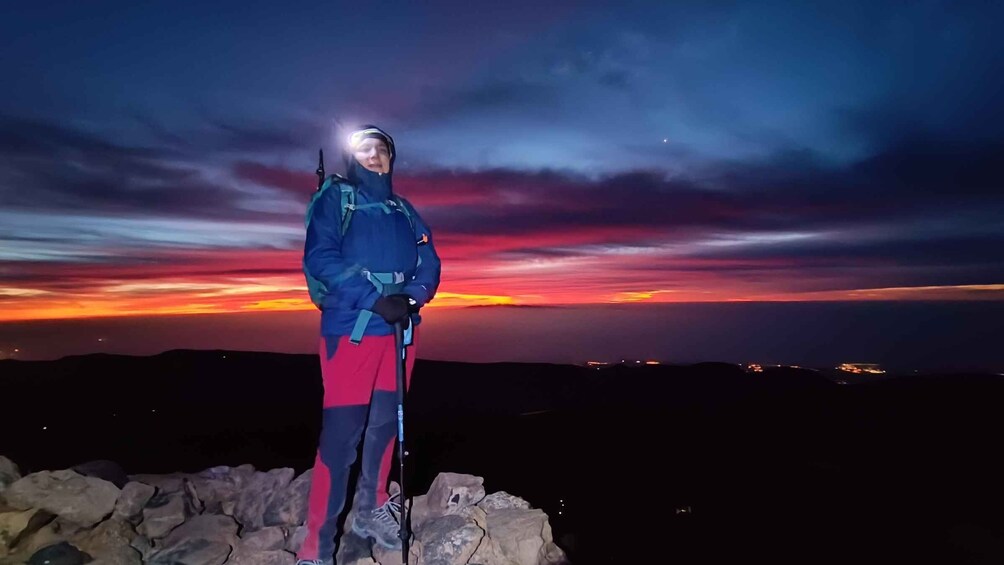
[0,115,291,221]
[232,161,316,196]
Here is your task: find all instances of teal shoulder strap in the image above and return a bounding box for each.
[391,195,416,231]
[338,183,356,236]
[305,174,352,231]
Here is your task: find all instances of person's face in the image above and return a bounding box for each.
[353,138,391,174]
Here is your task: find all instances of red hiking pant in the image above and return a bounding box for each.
[297,330,417,561]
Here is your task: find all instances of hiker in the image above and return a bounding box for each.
[297,125,442,565]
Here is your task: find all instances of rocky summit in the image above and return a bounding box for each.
[0,455,568,565]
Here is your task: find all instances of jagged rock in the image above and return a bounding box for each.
[4,470,120,527]
[159,514,239,549]
[1,508,36,554]
[84,545,142,565]
[371,543,420,565]
[282,525,306,553]
[3,462,567,565]
[0,515,79,563]
[237,526,286,551]
[183,478,204,516]
[468,534,516,565]
[188,465,252,515]
[263,469,310,527]
[415,514,483,565]
[70,460,130,489]
[69,517,139,564]
[26,541,91,565]
[334,529,371,565]
[485,508,566,565]
[0,457,20,495]
[137,492,187,539]
[425,473,486,519]
[112,482,155,524]
[126,473,186,495]
[128,535,153,560]
[145,537,231,565]
[478,492,531,512]
[226,549,297,565]
[233,468,294,531]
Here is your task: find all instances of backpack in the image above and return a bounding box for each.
[303,174,417,309]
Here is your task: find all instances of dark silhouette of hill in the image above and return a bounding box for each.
[2,350,1003,564]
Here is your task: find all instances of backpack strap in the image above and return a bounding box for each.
[338,183,355,236]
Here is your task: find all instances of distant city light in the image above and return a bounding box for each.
[836,363,886,374]
[747,363,764,373]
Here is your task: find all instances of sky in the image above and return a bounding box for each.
[1,1,1002,364]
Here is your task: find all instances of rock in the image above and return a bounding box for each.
[26,541,91,565]
[159,514,238,549]
[371,543,420,565]
[226,549,297,565]
[333,529,371,565]
[478,492,531,512]
[1,508,37,554]
[425,473,486,519]
[4,470,120,527]
[137,492,187,539]
[188,465,250,515]
[486,508,564,565]
[182,478,204,516]
[70,460,129,489]
[415,514,483,565]
[233,468,294,531]
[125,473,186,495]
[263,469,311,527]
[0,457,20,494]
[282,525,306,553]
[468,535,516,565]
[145,537,232,565]
[0,516,78,563]
[128,535,153,560]
[237,525,286,551]
[85,545,142,565]
[71,518,139,564]
[112,482,155,524]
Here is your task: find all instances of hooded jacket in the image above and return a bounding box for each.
[303,126,441,337]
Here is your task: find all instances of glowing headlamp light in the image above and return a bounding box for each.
[347,128,392,152]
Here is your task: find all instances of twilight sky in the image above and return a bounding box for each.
[1,1,1002,362]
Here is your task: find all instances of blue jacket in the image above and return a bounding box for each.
[303,152,441,337]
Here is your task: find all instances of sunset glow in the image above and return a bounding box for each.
[1,1,1001,363]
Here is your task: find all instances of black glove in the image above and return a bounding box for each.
[388,293,420,314]
[372,295,410,324]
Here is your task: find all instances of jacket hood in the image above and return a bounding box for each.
[343,124,396,200]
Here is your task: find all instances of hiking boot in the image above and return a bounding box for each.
[295,560,332,565]
[351,496,403,549]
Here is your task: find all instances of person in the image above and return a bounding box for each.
[296,125,441,565]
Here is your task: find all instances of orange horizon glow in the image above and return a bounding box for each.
[2,221,1002,324]
[2,281,1001,323]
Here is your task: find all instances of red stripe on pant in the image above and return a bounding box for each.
[297,329,417,562]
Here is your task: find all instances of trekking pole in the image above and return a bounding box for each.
[393,319,410,564]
